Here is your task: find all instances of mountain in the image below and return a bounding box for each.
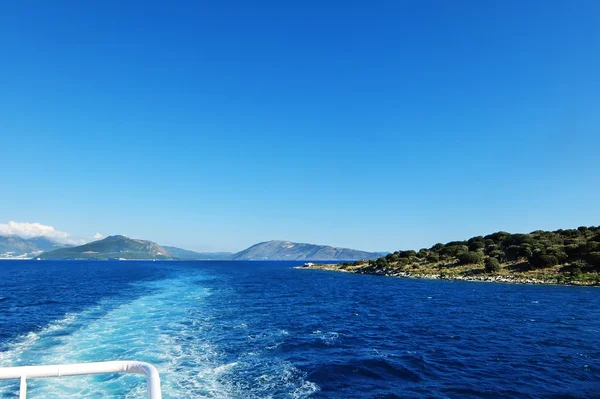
[34,236,384,261]
[25,236,67,251]
[230,240,385,261]
[0,235,40,258]
[38,235,172,260]
[0,235,68,258]
[162,246,232,260]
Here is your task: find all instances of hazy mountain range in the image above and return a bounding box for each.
[230,240,386,261]
[0,235,69,259]
[1,234,384,261]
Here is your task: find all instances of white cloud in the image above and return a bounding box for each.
[0,221,69,239]
[93,233,104,240]
[0,221,84,245]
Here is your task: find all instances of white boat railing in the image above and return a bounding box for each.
[0,360,162,399]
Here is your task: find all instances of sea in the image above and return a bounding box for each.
[0,260,598,398]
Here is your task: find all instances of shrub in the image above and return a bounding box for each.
[484,257,501,273]
[560,261,586,276]
[587,241,600,252]
[398,258,411,266]
[457,251,484,265]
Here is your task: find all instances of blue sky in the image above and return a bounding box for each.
[1,0,599,252]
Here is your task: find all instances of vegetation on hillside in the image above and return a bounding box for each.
[38,235,172,260]
[340,226,600,284]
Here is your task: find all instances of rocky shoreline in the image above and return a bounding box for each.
[296,264,599,287]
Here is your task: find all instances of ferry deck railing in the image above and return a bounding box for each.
[0,360,162,399]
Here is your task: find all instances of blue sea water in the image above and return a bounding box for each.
[0,261,598,398]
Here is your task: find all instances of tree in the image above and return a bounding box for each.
[484,257,501,273]
[431,243,445,252]
[546,246,567,263]
[457,251,484,265]
[502,233,531,247]
[489,249,505,261]
[588,241,600,252]
[386,252,399,262]
[519,246,533,259]
[399,258,411,267]
[468,240,485,251]
[426,253,439,263]
[468,236,485,251]
[484,231,511,244]
[561,261,585,276]
[399,250,417,258]
[484,244,500,255]
[505,245,522,261]
[565,243,586,260]
[585,252,600,268]
[441,245,469,257]
[529,253,559,268]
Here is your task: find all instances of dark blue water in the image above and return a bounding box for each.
[0,261,598,398]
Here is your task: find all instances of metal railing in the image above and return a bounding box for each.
[0,360,162,399]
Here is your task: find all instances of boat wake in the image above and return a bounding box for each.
[0,272,318,398]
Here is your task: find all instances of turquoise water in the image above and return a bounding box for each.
[0,260,598,398]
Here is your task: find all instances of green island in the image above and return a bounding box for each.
[304,226,600,286]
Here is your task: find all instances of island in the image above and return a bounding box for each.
[301,226,600,286]
[26,236,382,261]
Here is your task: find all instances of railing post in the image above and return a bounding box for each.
[19,375,27,399]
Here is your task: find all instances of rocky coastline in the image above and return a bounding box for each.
[297,264,599,287]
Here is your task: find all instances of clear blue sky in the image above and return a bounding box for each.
[1,0,599,252]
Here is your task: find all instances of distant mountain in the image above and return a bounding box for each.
[38,235,172,260]
[25,236,68,251]
[162,246,232,260]
[33,236,384,261]
[0,235,67,259]
[230,240,385,261]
